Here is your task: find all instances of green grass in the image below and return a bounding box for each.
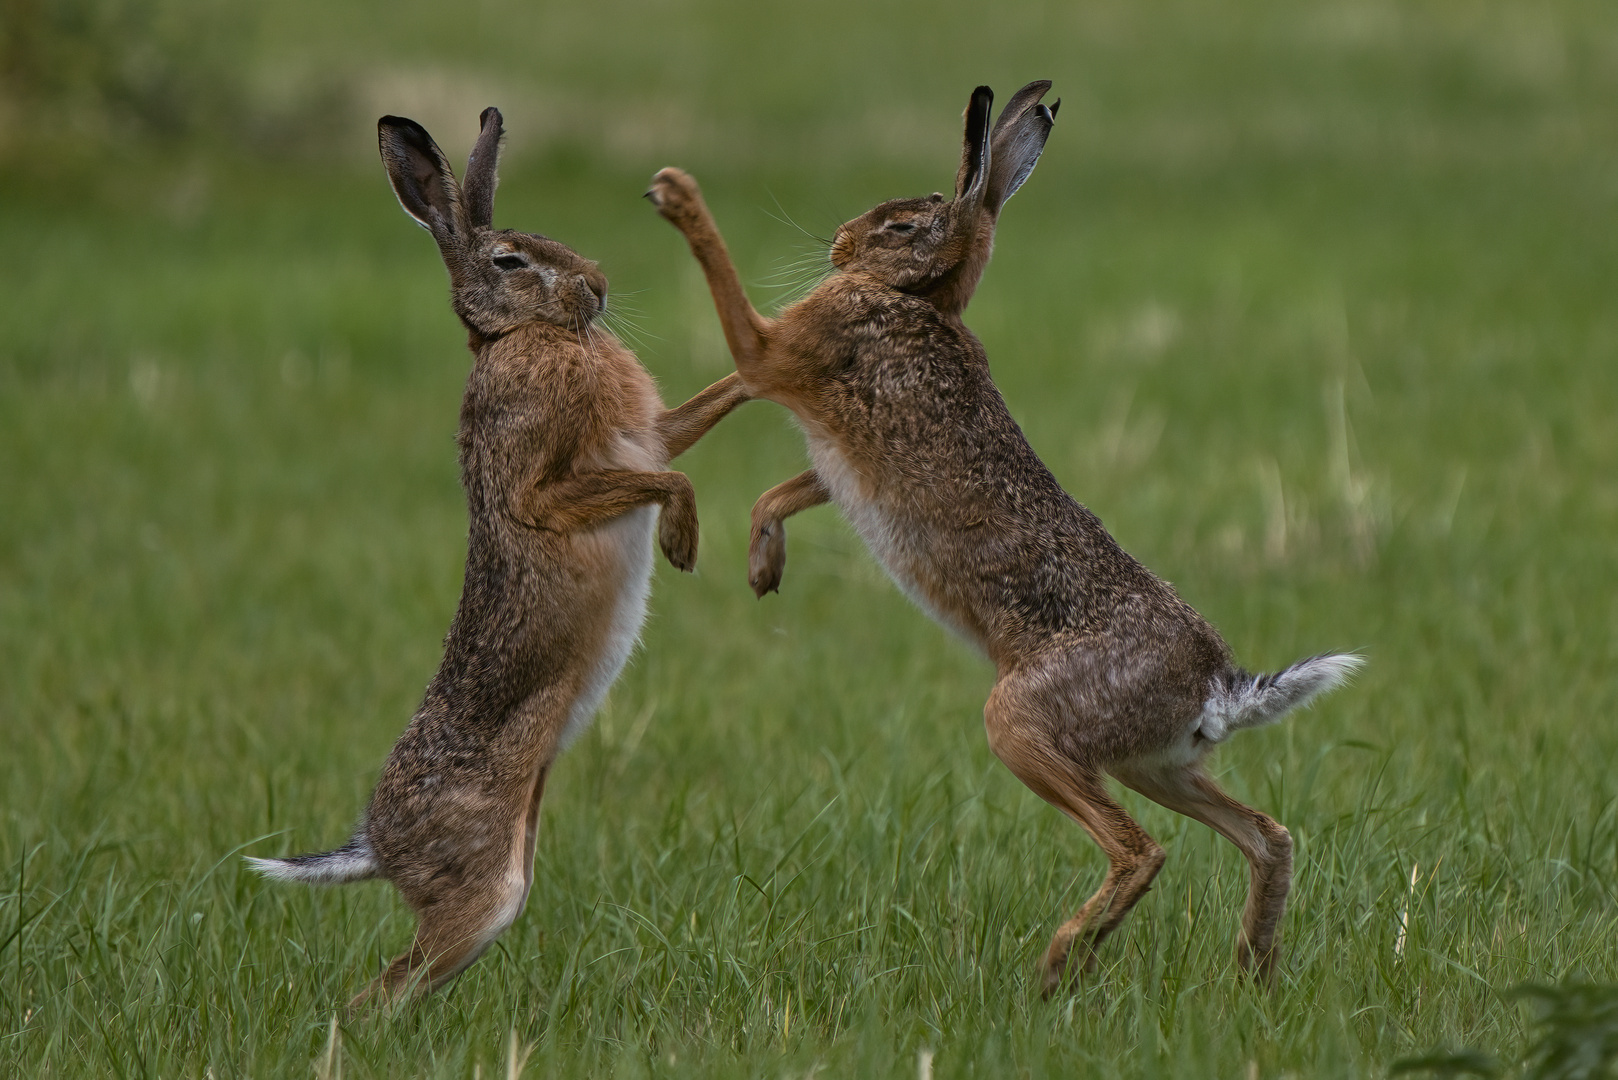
[4,1,1618,1075]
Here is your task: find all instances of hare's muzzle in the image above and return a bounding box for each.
[581,272,608,313]
[829,228,854,269]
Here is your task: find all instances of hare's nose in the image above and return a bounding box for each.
[582,273,608,311]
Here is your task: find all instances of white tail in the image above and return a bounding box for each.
[1197,653,1364,743]
[246,834,379,885]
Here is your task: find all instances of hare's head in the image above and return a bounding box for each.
[829,82,1056,315]
[379,109,609,340]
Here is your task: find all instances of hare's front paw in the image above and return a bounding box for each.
[659,480,699,573]
[748,519,787,597]
[645,168,704,225]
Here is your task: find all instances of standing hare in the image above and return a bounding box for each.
[250,109,748,1008]
[648,82,1359,993]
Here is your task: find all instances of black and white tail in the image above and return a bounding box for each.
[245,832,380,885]
[1197,653,1363,743]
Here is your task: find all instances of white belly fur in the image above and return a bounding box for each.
[557,503,657,751]
[807,435,978,646]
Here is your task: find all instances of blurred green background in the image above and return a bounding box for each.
[3,1,1617,1077]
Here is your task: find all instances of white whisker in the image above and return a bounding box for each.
[763,190,835,247]
[600,307,658,354]
[757,245,833,310]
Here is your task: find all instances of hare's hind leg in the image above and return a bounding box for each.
[984,677,1166,998]
[1113,760,1292,983]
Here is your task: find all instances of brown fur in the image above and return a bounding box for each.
[649,82,1356,993]
[250,109,749,1010]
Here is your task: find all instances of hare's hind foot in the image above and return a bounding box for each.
[1035,836,1168,999]
[347,882,528,1013]
[349,768,550,1014]
[1113,759,1293,987]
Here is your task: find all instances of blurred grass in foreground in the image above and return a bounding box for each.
[3,0,1618,1076]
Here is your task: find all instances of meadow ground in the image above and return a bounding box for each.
[3,2,1618,1076]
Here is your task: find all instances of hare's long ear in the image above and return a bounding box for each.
[378,116,464,248]
[986,81,1057,214]
[462,107,503,230]
[952,85,994,208]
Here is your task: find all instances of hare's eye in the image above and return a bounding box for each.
[492,253,528,271]
[885,221,917,234]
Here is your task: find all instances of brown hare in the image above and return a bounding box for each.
[648,82,1359,994]
[249,108,749,1008]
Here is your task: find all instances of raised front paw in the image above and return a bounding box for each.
[645,167,705,227]
[748,519,787,597]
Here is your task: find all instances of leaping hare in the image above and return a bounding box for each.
[648,82,1359,994]
[250,108,749,1008]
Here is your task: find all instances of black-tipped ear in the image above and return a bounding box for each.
[463,107,503,229]
[378,116,463,244]
[991,80,1051,140]
[953,86,994,205]
[986,80,1056,213]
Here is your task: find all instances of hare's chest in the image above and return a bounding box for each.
[597,367,667,467]
[555,502,655,753]
[606,426,664,473]
[556,408,668,752]
[805,425,984,649]
[806,434,927,594]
